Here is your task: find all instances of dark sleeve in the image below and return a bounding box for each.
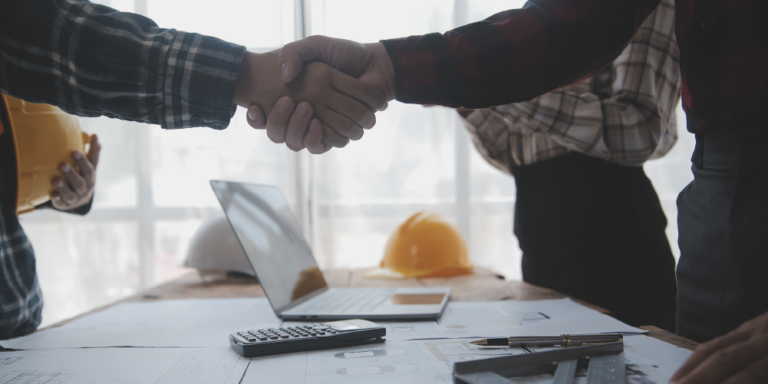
[0,0,245,129]
[36,197,93,216]
[380,0,662,109]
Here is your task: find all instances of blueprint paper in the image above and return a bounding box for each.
[0,347,248,384]
[3,298,643,349]
[375,321,443,341]
[432,299,645,338]
[244,341,449,384]
[363,299,644,342]
[240,335,692,384]
[279,299,643,343]
[2,298,281,349]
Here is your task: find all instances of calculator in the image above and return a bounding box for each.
[229,319,386,357]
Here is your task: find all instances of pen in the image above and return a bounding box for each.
[470,333,623,347]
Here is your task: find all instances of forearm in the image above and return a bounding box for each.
[480,84,678,166]
[466,0,680,166]
[0,0,245,129]
[464,82,679,168]
[381,0,661,108]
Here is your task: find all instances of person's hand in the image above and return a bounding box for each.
[242,37,396,153]
[669,311,768,384]
[51,134,101,210]
[245,100,328,154]
[278,36,396,102]
[234,51,387,148]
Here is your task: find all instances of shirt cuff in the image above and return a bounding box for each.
[380,35,463,108]
[162,32,246,130]
[36,196,93,216]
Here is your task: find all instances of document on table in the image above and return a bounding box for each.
[1,298,281,349]
[0,347,248,384]
[2,298,642,349]
[241,335,693,384]
[381,298,644,341]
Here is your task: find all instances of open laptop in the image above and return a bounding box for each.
[210,180,451,320]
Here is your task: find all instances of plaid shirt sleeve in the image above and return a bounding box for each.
[381,0,662,109]
[462,0,680,168]
[0,0,245,129]
[0,205,42,340]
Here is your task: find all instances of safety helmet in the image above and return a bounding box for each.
[184,212,256,279]
[365,212,474,279]
[2,95,90,214]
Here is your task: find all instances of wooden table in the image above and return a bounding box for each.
[56,267,697,351]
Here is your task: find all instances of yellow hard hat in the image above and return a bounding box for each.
[365,212,474,279]
[2,95,90,215]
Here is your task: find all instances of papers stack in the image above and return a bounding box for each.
[0,298,692,383]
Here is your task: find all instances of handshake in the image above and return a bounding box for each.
[232,36,396,154]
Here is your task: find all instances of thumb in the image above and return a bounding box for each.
[87,134,101,169]
[279,35,331,83]
[279,35,374,83]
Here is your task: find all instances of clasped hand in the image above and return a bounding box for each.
[234,46,391,154]
[239,37,395,154]
[51,134,101,210]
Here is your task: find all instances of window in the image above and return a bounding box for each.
[24,0,693,328]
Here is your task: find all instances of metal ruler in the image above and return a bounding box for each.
[453,341,626,384]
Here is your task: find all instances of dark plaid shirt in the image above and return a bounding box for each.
[381,0,767,133]
[0,0,245,129]
[0,186,42,340]
[0,0,246,338]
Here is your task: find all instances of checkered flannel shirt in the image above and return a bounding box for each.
[0,0,246,338]
[381,0,768,133]
[0,186,42,340]
[0,0,245,129]
[461,0,679,169]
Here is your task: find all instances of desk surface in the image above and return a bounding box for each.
[52,268,699,352]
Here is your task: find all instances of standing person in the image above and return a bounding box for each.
[460,0,679,332]
[258,0,768,379]
[0,0,386,338]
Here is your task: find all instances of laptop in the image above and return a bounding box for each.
[210,180,451,320]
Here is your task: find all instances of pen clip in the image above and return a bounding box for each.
[580,341,610,346]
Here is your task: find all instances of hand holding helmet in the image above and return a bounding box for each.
[51,134,100,211]
[3,95,97,214]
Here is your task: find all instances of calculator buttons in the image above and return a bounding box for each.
[235,321,380,347]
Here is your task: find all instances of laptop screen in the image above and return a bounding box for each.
[210,180,327,312]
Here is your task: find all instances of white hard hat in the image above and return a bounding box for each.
[184,212,255,278]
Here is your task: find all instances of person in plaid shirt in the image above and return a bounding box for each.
[0,0,386,339]
[263,0,768,380]
[456,0,680,333]
[0,120,101,339]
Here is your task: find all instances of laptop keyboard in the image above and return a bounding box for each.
[300,289,394,314]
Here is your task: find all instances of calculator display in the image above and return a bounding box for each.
[325,320,366,331]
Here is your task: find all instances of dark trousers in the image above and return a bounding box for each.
[676,131,764,343]
[512,153,677,332]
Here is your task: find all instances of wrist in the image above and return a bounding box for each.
[365,42,396,101]
[233,51,282,108]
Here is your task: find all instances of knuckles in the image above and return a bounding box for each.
[285,142,305,152]
[710,348,738,366]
